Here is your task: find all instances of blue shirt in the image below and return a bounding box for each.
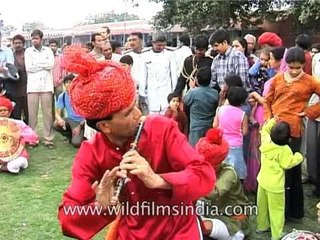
[56,92,83,123]
[0,46,14,66]
[183,86,218,130]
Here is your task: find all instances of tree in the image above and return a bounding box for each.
[22,22,47,33]
[75,12,140,26]
[1,25,17,35]
[149,0,320,34]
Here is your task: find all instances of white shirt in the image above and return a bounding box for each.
[174,45,192,76]
[125,49,146,89]
[25,46,54,93]
[140,48,177,112]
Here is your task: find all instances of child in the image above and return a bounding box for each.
[196,128,251,239]
[53,74,85,148]
[164,93,188,137]
[0,97,38,173]
[256,118,303,239]
[264,46,320,219]
[119,55,133,70]
[249,48,276,96]
[212,86,248,180]
[183,67,218,146]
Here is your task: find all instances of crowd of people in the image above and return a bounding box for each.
[1,26,320,239]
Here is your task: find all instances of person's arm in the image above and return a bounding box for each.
[212,107,220,128]
[302,78,320,119]
[264,77,276,120]
[159,120,216,201]
[58,143,119,239]
[260,118,276,145]
[210,60,218,89]
[235,55,250,91]
[279,146,303,170]
[174,58,189,95]
[39,49,54,70]
[169,52,178,92]
[249,91,265,105]
[242,113,249,136]
[182,89,194,107]
[24,48,43,73]
[206,169,236,200]
[248,61,261,76]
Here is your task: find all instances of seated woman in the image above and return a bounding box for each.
[0,97,38,173]
[195,128,251,239]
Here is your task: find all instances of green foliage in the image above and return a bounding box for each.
[75,12,140,26]
[150,0,320,34]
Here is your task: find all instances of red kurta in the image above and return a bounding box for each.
[58,116,215,240]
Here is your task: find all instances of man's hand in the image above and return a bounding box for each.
[0,66,4,73]
[72,125,82,136]
[92,166,125,208]
[55,118,66,129]
[119,150,171,189]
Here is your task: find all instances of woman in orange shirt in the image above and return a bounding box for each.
[264,46,320,220]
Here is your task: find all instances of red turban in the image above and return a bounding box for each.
[0,97,14,112]
[195,128,229,169]
[258,32,283,47]
[62,45,135,119]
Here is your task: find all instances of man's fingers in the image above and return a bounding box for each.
[91,180,99,190]
[122,150,138,158]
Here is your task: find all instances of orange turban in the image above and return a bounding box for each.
[195,128,229,169]
[62,45,135,120]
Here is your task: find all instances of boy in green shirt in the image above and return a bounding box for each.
[257,118,303,239]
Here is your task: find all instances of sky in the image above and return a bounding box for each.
[0,0,162,30]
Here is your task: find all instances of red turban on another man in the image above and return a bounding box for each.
[258,32,283,47]
[195,128,229,169]
[62,45,136,120]
[0,97,14,112]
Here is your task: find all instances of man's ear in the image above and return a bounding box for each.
[96,121,111,134]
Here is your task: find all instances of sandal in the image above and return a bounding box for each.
[27,144,38,149]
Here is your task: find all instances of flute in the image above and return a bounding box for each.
[112,120,145,200]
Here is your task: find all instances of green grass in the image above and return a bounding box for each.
[1,131,319,239]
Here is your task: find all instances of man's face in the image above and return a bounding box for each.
[100,28,110,41]
[211,41,228,54]
[31,35,42,48]
[98,101,142,139]
[13,39,24,52]
[93,35,105,49]
[152,41,166,53]
[195,48,206,59]
[128,35,142,51]
[49,43,58,54]
[103,42,113,60]
[64,81,72,93]
[0,106,10,118]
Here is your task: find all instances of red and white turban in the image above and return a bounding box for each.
[62,45,135,120]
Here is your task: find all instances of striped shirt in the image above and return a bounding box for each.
[210,46,249,91]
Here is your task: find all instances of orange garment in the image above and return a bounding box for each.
[264,72,320,137]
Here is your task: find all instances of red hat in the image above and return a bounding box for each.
[62,45,135,119]
[258,32,283,47]
[195,128,229,169]
[0,97,14,112]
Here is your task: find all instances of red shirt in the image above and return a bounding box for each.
[58,116,215,239]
